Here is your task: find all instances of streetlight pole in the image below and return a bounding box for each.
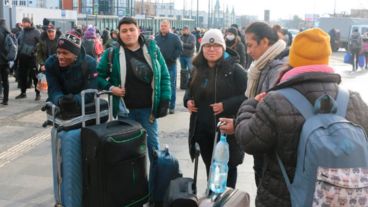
[196,0,199,27]
[0,0,4,19]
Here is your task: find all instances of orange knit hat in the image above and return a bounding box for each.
[289,28,332,67]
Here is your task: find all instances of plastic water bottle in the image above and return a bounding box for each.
[209,134,229,194]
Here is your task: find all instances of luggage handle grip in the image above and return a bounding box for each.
[81,89,99,127]
[41,102,60,127]
[106,119,138,129]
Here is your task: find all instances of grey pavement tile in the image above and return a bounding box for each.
[0,126,42,152]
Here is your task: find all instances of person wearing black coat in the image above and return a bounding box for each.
[225,27,246,68]
[15,17,41,100]
[184,29,247,188]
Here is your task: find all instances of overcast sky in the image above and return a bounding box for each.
[167,0,368,20]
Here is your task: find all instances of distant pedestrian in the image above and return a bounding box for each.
[36,23,62,73]
[82,26,103,60]
[16,17,41,101]
[362,33,368,69]
[0,18,16,105]
[349,28,363,71]
[155,20,182,114]
[103,29,119,49]
[225,27,246,68]
[179,26,196,89]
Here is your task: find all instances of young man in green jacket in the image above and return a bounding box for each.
[97,17,171,162]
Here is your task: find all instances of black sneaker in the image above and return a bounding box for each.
[1,100,8,105]
[15,93,26,99]
[35,94,41,101]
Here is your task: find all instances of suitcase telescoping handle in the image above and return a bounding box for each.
[81,89,99,127]
[41,102,60,128]
[96,90,114,122]
[192,142,200,195]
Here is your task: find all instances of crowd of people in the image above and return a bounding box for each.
[1,15,368,206]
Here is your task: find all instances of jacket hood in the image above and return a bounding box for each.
[271,66,341,91]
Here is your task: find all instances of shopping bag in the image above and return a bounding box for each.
[37,73,48,93]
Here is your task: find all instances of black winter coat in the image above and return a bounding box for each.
[184,48,248,165]
[235,71,368,207]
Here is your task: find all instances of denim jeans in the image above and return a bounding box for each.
[179,56,193,71]
[121,107,159,163]
[167,64,177,110]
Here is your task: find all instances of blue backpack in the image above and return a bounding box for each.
[277,88,368,207]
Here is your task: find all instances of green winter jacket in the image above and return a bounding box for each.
[97,36,171,121]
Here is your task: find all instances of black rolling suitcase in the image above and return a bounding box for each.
[81,90,149,207]
[163,143,200,207]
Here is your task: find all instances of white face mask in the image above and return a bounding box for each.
[226,34,235,41]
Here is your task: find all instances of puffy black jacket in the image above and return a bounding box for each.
[184,48,248,164]
[235,71,368,207]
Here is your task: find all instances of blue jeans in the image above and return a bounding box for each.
[167,64,177,110]
[122,108,159,162]
[180,56,193,71]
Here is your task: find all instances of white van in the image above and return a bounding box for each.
[350,25,368,37]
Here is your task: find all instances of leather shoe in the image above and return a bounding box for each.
[35,94,41,101]
[15,93,26,99]
[1,101,8,105]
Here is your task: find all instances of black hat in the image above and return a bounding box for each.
[22,17,32,24]
[226,27,238,36]
[57,31,82,56]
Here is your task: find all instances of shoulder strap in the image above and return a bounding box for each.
[107,46,114,76]
[336,87,349,117]
[81,61,89,88]
[277,88,314,119]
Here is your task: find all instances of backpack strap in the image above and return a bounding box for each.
[277,88,314,119]
[336,88,349,117]
[107,46,114,76]
[276,88,315,194]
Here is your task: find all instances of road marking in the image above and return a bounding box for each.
[0,130,50,168]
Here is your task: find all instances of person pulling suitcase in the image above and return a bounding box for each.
[43,30,98,207]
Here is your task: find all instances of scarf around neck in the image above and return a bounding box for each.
[245,39,286,98]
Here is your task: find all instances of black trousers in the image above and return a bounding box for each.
[351,50,360,71]
[194,123,238,188]
[18,55,39,94]
[0,65,9,102]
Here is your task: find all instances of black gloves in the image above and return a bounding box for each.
[58,94,79,113]
[156,100,169,118]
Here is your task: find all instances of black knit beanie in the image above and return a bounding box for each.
[57,31,82,56]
